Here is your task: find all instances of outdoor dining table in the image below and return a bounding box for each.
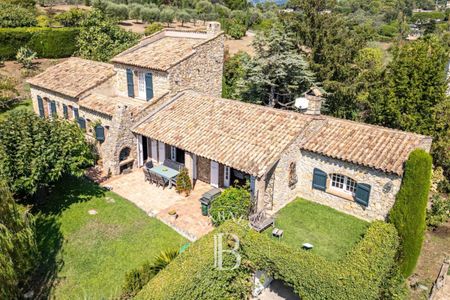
[149,165,179,188]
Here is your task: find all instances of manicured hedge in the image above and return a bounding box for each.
[137,220,400,300]
[0,27,80,59]
[389,149,432,277]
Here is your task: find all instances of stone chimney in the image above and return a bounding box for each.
[304,87,324,115]
[206,21,221,35]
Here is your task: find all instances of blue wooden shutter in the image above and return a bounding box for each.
[312,168,327,191]
[145,72,153,101]
[355,183,371,206]
[73,107,79,119]
[78,118,86,131]
[63,104,68,119]
[95,125,105,142]
[50,101,57,116]
[37,96,44,117]
[126,68,134,97]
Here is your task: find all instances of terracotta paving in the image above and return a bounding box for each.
[102,168,214,241]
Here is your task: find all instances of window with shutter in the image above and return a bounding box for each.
[145,72,153,101]
[63,104,68,119]
[50,101,57,116]
[312,168,327,191]
[78,118,86,131]
[126,68,134,97]
[355,183,371,206]
[37,95,45,117]
[95,125,105,142]
[73,107,79,119]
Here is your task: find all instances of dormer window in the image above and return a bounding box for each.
[330,173,357,195]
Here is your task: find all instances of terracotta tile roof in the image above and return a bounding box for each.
[27,58,115,98]
[133,91,314,176]
[300,117,432,175]
[133,91,431,177]
[110,36,203,71]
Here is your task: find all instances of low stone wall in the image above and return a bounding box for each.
[267,144,402,221]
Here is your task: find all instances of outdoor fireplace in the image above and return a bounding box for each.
[118,147,133,174]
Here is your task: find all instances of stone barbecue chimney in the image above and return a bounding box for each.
[206,21,221,35]
[304,87,324,115]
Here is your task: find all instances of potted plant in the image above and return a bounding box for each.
[168,209,178,221]
[176,167,192,196]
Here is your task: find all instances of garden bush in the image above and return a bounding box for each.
[0,4,37,28]
[55,8,89,27]
[426,194,450,228]
[175,168,192,196]
[389,149,432,277]
[144,23,163,36]
[0,27,80,59]
[140,7,160,23]
[226,21,246,39]
[209,186,251,226]
[138,221,400,300]
[106,2,129,20]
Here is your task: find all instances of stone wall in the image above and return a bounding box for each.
[266,143,402,221]
[113,64,170,99]
[168,34,224,97]
[30,86,78,119]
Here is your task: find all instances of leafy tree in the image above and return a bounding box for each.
[0,181,37,298]
[0,111,94,198]
[0,4,37,28]
[236,26,315,107]
[223,0,249,10]
[76,10,139,62]
[2,0,36,9]
[129,3,144,21]
[389,149,432,277]
[0,75,19,111]
[224,19,246,39]
[177,9,191,26]
[140,7,160,23]
[222,51,250,99]
[195,0,213,24]
[105,2,129,20]
[214,3,231,18]
[55,8,89,27]
[160,7,175,27]
[209,186,251,226]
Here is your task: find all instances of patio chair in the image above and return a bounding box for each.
[169,176,177,188]
[145,160,154,170]
[143,168,152,183]
[163,159,184,171]
[155,174,167,189]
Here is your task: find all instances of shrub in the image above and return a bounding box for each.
[160,7,175,26]
[177,9,191,26]
[36,15,51,27]
[426,194,450,228]
[129,3,144,21]
[144,22,163,36]
[175,168,192,196]
[140,7,159,23]
[138,221,400,300]
[106,2,129,20]
[209,186,250,226]
[226,20,246,39]
[0,27,80,60]
[389,149,432,277]
[0,75,19,111]
[16,47,36,69]
[55,8,88,27]
[0,4,37,28]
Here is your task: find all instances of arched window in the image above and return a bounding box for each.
[119,147,131,162]
[330,173,357,195]
[288,162,297,188]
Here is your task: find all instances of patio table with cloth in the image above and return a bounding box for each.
[150,165,179,188]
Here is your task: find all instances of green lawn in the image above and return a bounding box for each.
[33,177,187,299]
[0,99,32,121]
[264,198,369,261]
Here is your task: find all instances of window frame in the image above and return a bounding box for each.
[330,173,357,195]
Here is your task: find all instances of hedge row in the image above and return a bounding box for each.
[389,149,432,277]
[137,220,401,300]
[0,27,80,60]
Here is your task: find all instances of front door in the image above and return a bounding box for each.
[197,156,210,183]
[142,136,148,161]
[210,161,219,188]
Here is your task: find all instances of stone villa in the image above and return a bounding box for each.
[28,23,432,221]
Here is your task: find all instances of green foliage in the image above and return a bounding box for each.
[144,22,163,36]
[16,47,36,69]
[177,9,191,26]
[121,248,179,299]
[0,27,80,59]
[160,7,175,26]
[129,3,144,20]
[76,10,139,62]
[235,26,315,107]
[138,221,400,300]
[224,19,246,39]
[426,194,450,228]
[0,4,37,28]
[0,181,37,299]
[0,111,94,198]
[2,0,36,9]
[140,7,160,23]
[389,149,432,277]
[222,51,250,99]
[175,168,192,196]
[411,11,445,23]
[106,2,129,20]
[0,76,19,111]
[209,186,250,226]
[55,8,89,27]
[196,0,213,22]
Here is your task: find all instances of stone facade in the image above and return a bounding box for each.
[168,34,224,97]
[263,142,402,221]
[30,87,78,119]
